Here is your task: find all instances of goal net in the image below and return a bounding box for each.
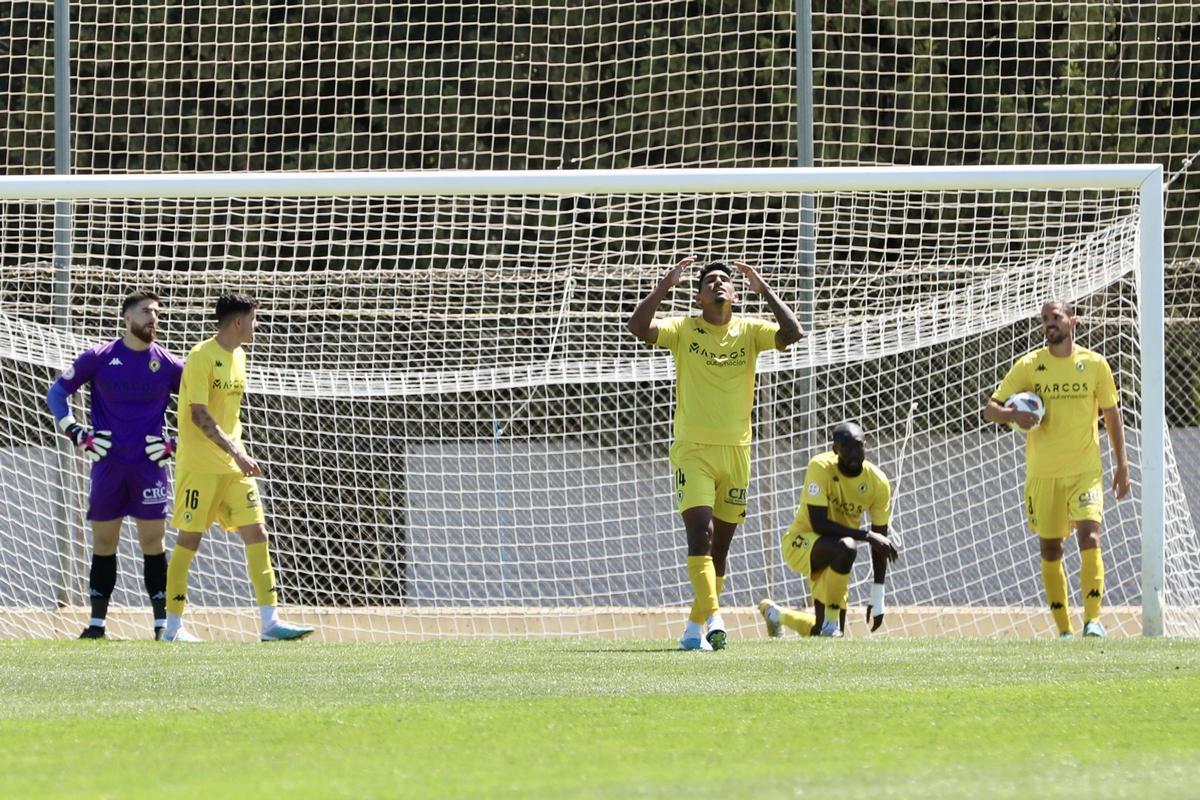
[0,166,1194,640]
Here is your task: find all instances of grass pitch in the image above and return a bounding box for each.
[2,637,1198,799]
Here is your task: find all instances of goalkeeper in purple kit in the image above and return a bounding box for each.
[46,290,184,640]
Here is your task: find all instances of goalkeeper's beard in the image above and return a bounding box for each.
[130,323,156,344]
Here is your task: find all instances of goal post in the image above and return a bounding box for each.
[0,164,1190,640]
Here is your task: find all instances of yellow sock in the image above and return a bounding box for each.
[1041,558,1072,634]
[810,570,827,607]
[245,542,279,607]
[822,569,851,618]
[715,575,725,600]
[780,608,816,636]
[165,544,197,616]
[1081,547,1104,623]
[687,556,717,624]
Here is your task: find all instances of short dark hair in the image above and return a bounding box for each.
[832,421,866,446]
[695,261,733,291]
[121,289,160,314]
[214,292,259,325]
[1044,299,1075,317]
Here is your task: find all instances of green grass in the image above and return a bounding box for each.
[2,638,1199,799]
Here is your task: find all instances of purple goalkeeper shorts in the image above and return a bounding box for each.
[87,459,172,521]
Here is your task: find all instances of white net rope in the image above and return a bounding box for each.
[0,184,1195,639]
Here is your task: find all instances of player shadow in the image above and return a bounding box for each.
[568,645,694,653]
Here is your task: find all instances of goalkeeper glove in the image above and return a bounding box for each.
[144,434,177,465]
[58,416,112,463]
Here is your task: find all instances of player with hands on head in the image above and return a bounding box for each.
[162,292,311,643]
[983,300,1129,638]
[45,290,184,640]
[761,422,898,638]
[628,255,804,650]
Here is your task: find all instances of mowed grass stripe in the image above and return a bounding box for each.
[2,639,1198,799]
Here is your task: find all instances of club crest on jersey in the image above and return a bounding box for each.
[858,483,868,494]
[149,359,161,372]
[1075,361,1085,372]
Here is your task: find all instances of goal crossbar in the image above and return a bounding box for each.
[0,164,1165,200]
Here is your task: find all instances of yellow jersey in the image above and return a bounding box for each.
[786,452,891,537]
[991,345,1118,478]
[176,337,247,474]
[654,315,780,446]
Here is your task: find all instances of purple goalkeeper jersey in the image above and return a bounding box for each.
[53,339,184,465]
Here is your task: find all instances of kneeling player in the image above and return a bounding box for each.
[760,422,898,637]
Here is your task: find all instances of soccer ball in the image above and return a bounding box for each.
[1004,391,1045,433]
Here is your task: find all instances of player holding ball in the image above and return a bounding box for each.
[983,300,1130,638]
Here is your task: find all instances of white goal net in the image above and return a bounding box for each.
[0,166,1195,640]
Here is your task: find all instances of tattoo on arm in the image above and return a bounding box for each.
[761,286,802,344]
[191,405,238,455]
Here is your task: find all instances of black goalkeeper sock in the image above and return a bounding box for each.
[144,552,168,623]
[88,553,118,624]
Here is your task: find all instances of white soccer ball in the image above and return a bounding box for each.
[1004,391,1045,433]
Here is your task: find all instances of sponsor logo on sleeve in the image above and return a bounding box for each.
[807,482,820,497]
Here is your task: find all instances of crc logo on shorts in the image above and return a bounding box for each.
[142,481,169,504]
[1078,489,1099,507]
[807,482,820,497]
[726,487,747,507]
[149,359,161,372]
[246,489,260,509]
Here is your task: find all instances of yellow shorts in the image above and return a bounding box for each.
[781,531,819,581]
[171,470,265,532]
[669,441,751,524]
[1024,473,1104,539]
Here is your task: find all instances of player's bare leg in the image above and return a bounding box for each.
[680,507,718,650]
[238,523,313,641]
[134,518,168,639]
[809,537,856,636]
[79,519,123,639]
[1075,521,1105,638]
